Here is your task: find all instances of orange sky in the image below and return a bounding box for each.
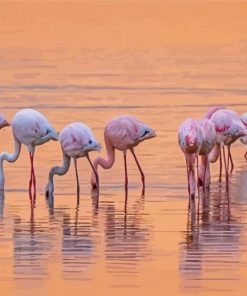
[1,1,247,53]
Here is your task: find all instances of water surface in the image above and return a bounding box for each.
[1,2,247,295]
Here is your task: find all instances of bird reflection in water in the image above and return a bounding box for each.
[13,203,51,281]
[47,194,97,281]
[180,188,243,293]
[103,192,151,276]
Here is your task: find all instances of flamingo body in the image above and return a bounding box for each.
[12,109,58,150]
[210,109,246,146]
[178,118,216,198]
[45,122,101,198]
[60,122,101,158]
[206,108,247,188]
[0,108,58,194]
[178,118,200,155]
[240,112,247,159]
[91,115,156,192]
[105,116,155,151]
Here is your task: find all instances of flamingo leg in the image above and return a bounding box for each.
[245,151,247,160]
[185,156,190,209]
[196,155,201,214]
[86,154,99,188]
[222,146,229,193]
[123,151,128,193]
[73,158,80,198]
[29,152,33,200]
[203,156,207,193]
[29,152,36,202]
[31,153,36,202]
[130,148,145,195]
[228,145,234,174]
[219,147,222,183]
[196,155,200,196]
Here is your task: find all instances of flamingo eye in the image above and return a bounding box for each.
[142,130,149,137]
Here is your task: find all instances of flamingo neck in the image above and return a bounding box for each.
[0,137,21,190]
[48,151,71,184]
[208,143,221,163]
[91,136,115,186]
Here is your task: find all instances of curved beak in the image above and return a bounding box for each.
[0,120,11,128]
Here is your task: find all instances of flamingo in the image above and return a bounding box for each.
[240,112,247,159]
[45,122,101,198]
[90,115,156,195]
[178,118,216,200]
[206,108,247,189]
[197,119,217,190]
[0,113,10,129]
[0,109,58,198]
[178,118,200,201]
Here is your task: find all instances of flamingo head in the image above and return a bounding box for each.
[0,114,10,129]
[139,124,157,142]
[45,180,54,199]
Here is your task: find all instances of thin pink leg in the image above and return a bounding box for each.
[196,155,200,195]
[185,156,190,210]
[130,148,145,195]
[30,153,36,203]
[228,146,234,174]
[203,156,207,193]
[29,152,33,200]
[185,156,190,193]
[222,146,229,193]
[86,154,99,188]
[73,158,80,198]
[196,155,201,213]
[123,151,128,195]
[31,153,36,201]
[219,148,222,183]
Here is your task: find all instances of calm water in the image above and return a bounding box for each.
[1,2,247,295]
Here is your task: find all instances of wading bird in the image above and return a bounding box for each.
[240,112,247,159]
[0,109,58,198]
[90,116,156,195]
[197,119,217,190]
[45,122,101,198]
[178,118,216,200]
[206,108,247,189]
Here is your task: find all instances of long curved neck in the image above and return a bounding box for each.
[94,134,115,171]
[48,151,71,184]
[0,137,21,164]
[91,134,115,187]
[0,137,22,190]
[208,143,221,163]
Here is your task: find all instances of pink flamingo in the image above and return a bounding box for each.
[178,118,199,200]
[45,122,101,198]
[206,108,247,189]
[178,118,216,200]
[0,109,58,199]
[240,112,247,159]
[197,119,217,190]
[90,116,156,195]
[0,113,10,129]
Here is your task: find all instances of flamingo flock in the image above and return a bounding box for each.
[0,109,156,201]
[1,106,247,204]
[178,106,247,202]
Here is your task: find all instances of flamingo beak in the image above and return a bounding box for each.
[0,120,10,128]
[96,143,102,152]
